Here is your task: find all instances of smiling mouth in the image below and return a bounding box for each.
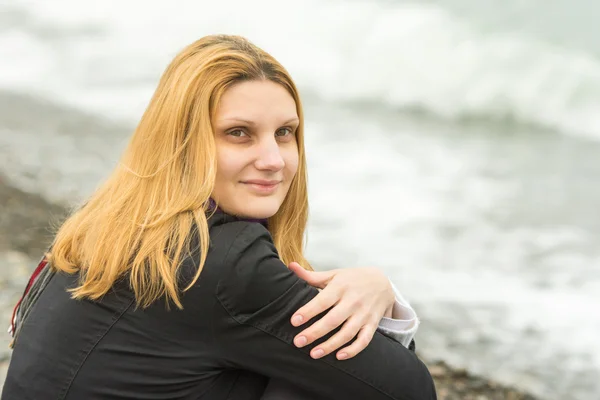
[242,181,280,194]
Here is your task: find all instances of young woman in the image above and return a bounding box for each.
[2,35,436,400]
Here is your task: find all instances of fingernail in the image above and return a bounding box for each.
[312,348,324,359]
[295,336,307,347]
[338,352,348,360]
[292,315,303,326]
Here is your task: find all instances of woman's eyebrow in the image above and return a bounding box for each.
[220,117,299,126]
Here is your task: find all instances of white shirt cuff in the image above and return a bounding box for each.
[376,279,419,348]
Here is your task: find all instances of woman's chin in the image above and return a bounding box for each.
[242,205,279,220]
[229,198,282,220]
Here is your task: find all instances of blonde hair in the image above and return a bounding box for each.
[49,35,312,309]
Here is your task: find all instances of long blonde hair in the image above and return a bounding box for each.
[49,35,311,309]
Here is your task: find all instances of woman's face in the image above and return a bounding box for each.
[212,80,300,219]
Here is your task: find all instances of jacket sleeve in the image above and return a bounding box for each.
[212,222,436,400]
[377,280,419,348]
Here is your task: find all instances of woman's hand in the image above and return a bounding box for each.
[287,262,395,361]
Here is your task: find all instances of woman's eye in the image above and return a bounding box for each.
[276,128,293,137]
[228,129,247,137]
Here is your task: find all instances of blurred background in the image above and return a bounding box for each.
[1,0,599,399]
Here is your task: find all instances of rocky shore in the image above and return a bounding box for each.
[0,179,537,399]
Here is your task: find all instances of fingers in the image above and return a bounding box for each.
[291,288,338,327]
[293,301,360,353]
[307,315,366,360]
[335,323,378,360]
[288,262,334,290]
[288,264,387,360]
[288,261,303,270]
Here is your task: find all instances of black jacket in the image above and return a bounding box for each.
[2,211,436,400]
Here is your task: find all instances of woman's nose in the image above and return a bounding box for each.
[255,138,285,171]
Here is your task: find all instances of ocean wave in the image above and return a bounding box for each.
[293,3,600,140]
[2,0,600,140]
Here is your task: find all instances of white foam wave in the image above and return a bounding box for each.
[304,4,600,139]
[2,0,600,139]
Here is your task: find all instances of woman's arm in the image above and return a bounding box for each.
[212,222,436,400]
[285,263,419,359]
[258,278,419,399]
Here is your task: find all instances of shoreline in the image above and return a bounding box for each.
[0,178,537,399]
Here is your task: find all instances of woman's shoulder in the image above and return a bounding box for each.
[207,211,276,261]
[207,217,301,316]
[179,214,270,287]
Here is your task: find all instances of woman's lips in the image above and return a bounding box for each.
[242,181,280,194]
